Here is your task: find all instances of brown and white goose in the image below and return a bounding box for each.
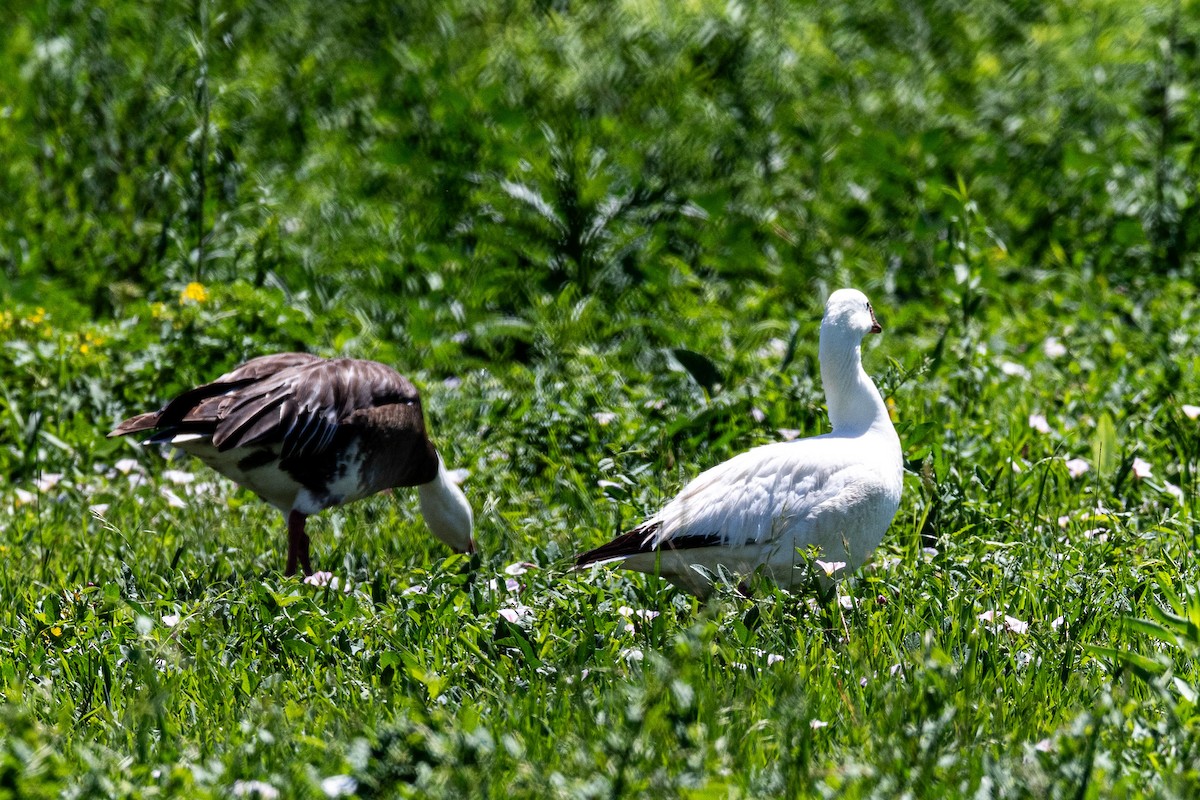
[108,353,474,575]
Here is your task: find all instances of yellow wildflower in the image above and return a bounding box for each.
[80,331,104,354]
[26,307,46,324]
[51,626,62,637]
[180,282,209,305]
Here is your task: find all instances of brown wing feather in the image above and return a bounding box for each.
[107,352,320,438]
[108,354,426,464]
[344,400,440,486]
[205,358,424,458]
[108,411,164,438]
[213,352,323,383]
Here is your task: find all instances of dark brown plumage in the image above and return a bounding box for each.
[109,353,475,575]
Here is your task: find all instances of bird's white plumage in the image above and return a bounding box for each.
[581,287,903,594]
[171,436,306,513]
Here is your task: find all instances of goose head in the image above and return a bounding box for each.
[822,288,882,340]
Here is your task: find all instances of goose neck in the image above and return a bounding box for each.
[417,456,475,554]
[819,336,890,435]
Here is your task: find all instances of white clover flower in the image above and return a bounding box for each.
[809,719,828,730]
[1131,457,1152,479]
[190,480,222,496]
[592,411,618,426]
[1164,482,1184,503]
[618,607,659,621]
[14,488,36,506]
[1064,458,1089,478]
[978,610,1029,634]
[505,562,534,576]
[160,488,188,509]
[161,469,196,485]
[321,775,357,797]
[617,606,659,633]
[162,614,181,628]
[232,780,279,799]
[114,458,142,474]
[1182,404,1200,420]
[1028,413,1051,434]
[1000,361,1030,378]
[34,473,63,492]
[1042,338,1067,359]
[777,429,801,441]
[620,647,644,663]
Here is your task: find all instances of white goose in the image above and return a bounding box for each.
[576,289,903,595]
[109,353,474,576]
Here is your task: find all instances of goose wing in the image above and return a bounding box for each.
[189,358,423,460]
[580,436,892,563]
[110,354,426,463]
[107,352,323,438]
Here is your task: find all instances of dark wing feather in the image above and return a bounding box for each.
[213,352,323,383]
[107,352,321,438]
[575,521,725,566]
[108,411,164,438]
[108,354,425,463]
[203,358,423,459]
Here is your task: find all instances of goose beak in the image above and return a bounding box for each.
[460,538,478,555]
[868,307,882,334]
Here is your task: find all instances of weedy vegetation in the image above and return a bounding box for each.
[2,0,1200,797]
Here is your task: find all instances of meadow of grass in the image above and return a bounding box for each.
[3,0,1200,797]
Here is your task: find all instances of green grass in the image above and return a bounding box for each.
[3,271,1200,797]
[4,0,1200,795]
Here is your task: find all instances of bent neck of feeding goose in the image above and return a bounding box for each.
[819,324,893,437]
[417,454,476,554]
